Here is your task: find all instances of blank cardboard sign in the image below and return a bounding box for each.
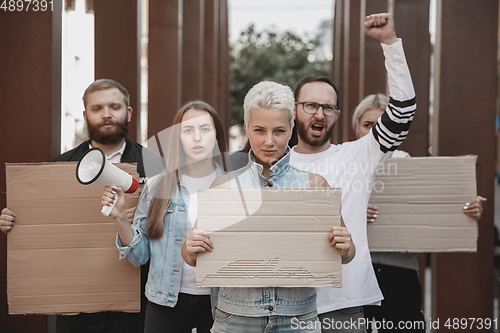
[6,162,140,315]
[367,156,478,252]
[196,188,342,288]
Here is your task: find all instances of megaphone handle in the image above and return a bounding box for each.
[101,196,117,216]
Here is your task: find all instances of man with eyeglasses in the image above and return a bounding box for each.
[289,13,416,333]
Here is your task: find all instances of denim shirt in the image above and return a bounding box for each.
[218,148,316,317]
[116,164,225,308]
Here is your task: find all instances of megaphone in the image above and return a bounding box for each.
[76,147,139,216]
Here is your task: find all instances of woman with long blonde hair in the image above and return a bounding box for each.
[101,101,228,332]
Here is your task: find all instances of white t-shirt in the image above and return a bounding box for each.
[291,139,386,313]
[290,39,416,314]
[179,171,217,295]
[89,141,126,163]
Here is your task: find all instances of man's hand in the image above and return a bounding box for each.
[0,208,16,234]
[364,13,398,45]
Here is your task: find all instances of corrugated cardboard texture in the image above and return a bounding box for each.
[6,162,141,315]
[367,156,478,252]
[196,188,342,288]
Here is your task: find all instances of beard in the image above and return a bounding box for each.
[297,119,335,147]
[86,114,129,145]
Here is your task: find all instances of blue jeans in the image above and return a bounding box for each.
[212,308,321,333]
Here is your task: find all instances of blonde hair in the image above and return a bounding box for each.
[352,94,389,137]
[243,81,295,129]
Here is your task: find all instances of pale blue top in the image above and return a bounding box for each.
[217,148,316,317]
[116,164,225,309]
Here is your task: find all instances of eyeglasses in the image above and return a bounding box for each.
[295,102,340,116]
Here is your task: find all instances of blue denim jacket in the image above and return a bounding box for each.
[116,165,225,309]
[218,148,315,317]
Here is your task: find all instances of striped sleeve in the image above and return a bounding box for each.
[371,39,416,153]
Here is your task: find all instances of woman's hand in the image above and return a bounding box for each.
[181,228,213,267]
[329,226,355,264]
[101,186,135,246]
[463,196,487,221]
[101,186,127,221]
[126,207,137,225]
[367,205,378,223]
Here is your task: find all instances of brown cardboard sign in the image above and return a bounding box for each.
[367,156,478,252]
[196,188,342,288]
[6,162,140,315]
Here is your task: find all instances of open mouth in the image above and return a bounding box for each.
[311,123,325,135]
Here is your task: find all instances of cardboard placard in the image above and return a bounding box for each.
[367,156,478,252]
[6,162,141,315]
[196,188,342,288]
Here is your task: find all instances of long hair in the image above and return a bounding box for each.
[145,101,228,239]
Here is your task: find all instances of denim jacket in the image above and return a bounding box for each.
[218,148,316,317]
[116,164,225,308]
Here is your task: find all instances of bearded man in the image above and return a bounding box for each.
[54,79,151,177]
[1,79,163,333]
[290,13,416,333]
